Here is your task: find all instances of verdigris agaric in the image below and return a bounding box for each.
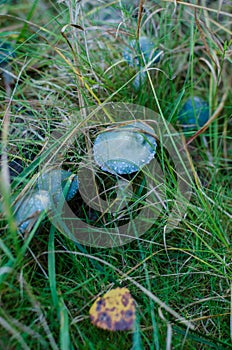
[93,121,157,175]
[14,169,79,233]
[14,190,51,233]
[36,169,79,204]
[178,96,210,129]
[0,40,15,86]
[123,36,161,67]
[123,36,161,90]
[0,41,15,66]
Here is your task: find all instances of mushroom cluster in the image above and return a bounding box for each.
[13,169,79,233]
[10,121,157,234]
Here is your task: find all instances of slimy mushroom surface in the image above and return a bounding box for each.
[36,169,79,204]
[178,96,209,128]
[14,190,51,233]
[0,40,15,86]
[93,121,157,175]
[123,36,161,68]
[0,41,15,67]
[132,71,146,90]
[14,170,79,233]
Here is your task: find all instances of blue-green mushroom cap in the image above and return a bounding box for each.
[14,190,51,233]
[178,96,210,128]
[133,71,146,90]
[0,41,15,67]
[93,121,157,175]
[36,169,79,204]
[123,36,161,68]
[0,0,13,4]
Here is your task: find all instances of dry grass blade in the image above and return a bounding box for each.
[0,317,30,350]
[163,0,232,18]
[22,278,59,350]
[136,0,145,39]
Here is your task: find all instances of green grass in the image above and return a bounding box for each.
[0,0,232,349]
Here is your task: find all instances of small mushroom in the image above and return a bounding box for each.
[93,121,157,175]
[0,41,15,87]
[132,71,146,90]
[36,169,79,204]
[123,36,161,90]
[178,96,210,129]
[14,190,51,233]
[0,41,15,65]
[123,36,161,67]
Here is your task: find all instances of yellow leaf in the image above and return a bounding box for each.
[89,287,136,331]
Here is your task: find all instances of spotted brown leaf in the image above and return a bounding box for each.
[89,287,136,331]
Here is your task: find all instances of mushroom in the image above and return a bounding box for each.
[123,36,161,68]
[93,121,157,175]
[178,96,209,129]
[123,36,162,90]
[0,41,15,66]
[0,40,15,87]
[36,169,79,204]
[14,190,51,233]
[13,169,79,233]
[132,71,146,90]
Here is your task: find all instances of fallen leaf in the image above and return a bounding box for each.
[89,287,136,331]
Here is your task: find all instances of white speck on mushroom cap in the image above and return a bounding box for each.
[93,121,157,175]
